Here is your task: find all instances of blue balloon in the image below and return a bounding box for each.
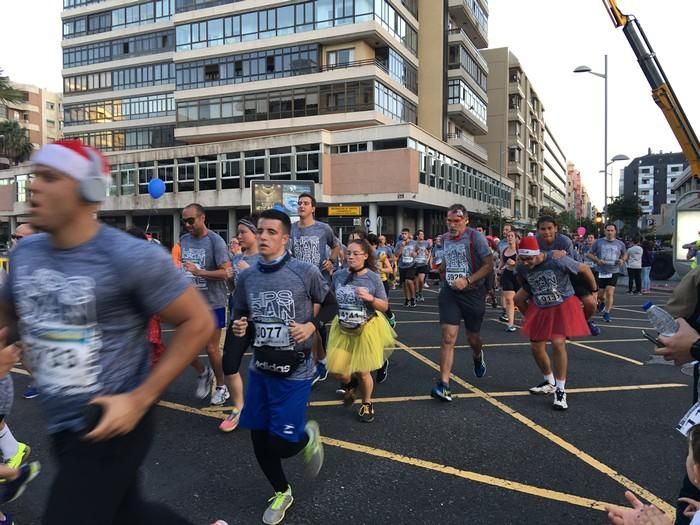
[271,203,286,212]
[148,178,165,199]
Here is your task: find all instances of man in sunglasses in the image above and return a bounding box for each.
[10,224,34,248]
[180,203,233,406]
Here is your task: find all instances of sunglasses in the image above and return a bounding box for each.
[182,217,196,226]
[11,234,23,240]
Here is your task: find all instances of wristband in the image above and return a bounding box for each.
[466,276,471,286]
[690,338,700,362]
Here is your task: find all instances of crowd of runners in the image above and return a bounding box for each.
[0,139,692,524]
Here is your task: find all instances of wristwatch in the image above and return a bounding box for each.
[690,337,700,362]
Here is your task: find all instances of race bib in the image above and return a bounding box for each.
[535,291,563,307]
[598,272,613,279]
[446,270,467,286]
[27,326,102,394]
[677,401,700,436]
[402,255,414,264]
[338,307,368,329]
[253,319,292,348]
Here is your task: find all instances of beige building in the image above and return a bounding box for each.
[475,47,569,228]
[2,0,513,244]
[0,82,63,148]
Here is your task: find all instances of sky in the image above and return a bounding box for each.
[0,1,698,209]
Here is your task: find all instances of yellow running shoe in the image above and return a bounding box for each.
[6,443,30,470]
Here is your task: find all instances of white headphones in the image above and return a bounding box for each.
[81,148,109,203]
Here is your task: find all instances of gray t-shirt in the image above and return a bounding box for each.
[396,240,417,268]
[375,245,394,261]
[233,257,329,381]
[516,254,580,308]
[231,253,260,286]
[537,233,575,257]
[591,238,627,275]
[331,269,386,327]
[180,231,230,309]
[441,229,492,292]
[1,226,190,433]
[627,245,643,269]
[289,221,338,276]
[414,240,431,265]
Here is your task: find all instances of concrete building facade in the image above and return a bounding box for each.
[567,162,591,220]
[0,82,63,148]
[621,150,688,215]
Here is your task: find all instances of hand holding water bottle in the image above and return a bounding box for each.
[656,318,700,366]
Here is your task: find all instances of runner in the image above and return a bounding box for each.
[219,216,260,433]
[367,234,395,383]
[375,235,395,294]
[413,230,431,302]
[498,230,520,332]
[326,238,396,422]
[587,223,627,323]
[497,224,513,323]
[515,235,596,410]
[180,203,233,406]
[431,204,493,402]
[5,139,212,524]
[288,193,340,386]
[231,209,326,525]
[516,216,600,336]
[229,236,241,258]
[395,229,418,307]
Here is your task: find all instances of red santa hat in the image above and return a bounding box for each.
[518,235,540,256]
[31,140,110,181]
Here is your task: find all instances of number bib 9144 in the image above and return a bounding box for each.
[338,307,368,330]
[253,319,292,349]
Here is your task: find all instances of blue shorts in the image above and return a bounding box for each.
[239,370,312,443]
[212,307,226,329]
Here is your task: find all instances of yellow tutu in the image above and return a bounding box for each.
[326,313,396,375]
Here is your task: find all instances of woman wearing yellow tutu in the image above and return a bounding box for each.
[327,239,396,422]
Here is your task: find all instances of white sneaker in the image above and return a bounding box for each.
[553,389,568,410]
[210,385,230,406]
[529,381,556,395]
[195,366,215,400]
[424,282,430,288]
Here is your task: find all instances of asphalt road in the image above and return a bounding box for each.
[6,286,694,525]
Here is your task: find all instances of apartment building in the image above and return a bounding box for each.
[0,82,63,148]
[2,0,512,244]
[621,149,688,215]
[566,162,591,220]
[474,47,554,228]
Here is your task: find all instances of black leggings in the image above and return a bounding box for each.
[251,430,309,493]
[627,268,642,293]
[43,411,192,525]
[382,280,393,318]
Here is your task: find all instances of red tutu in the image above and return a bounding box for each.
[520,295,590,341]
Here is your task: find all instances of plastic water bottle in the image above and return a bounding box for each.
[642,301,679,337]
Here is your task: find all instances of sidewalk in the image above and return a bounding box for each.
[619,275,679,293]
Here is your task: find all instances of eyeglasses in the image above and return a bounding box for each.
[11,234,22,240]
[182,217,196,226]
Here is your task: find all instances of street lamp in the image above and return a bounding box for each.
[574,55,612,219]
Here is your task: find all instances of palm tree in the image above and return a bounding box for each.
[0,69,22,105]
[0,120,33,165]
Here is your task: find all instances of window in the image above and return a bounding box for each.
[244,150,265,187]
[222,153,241,189]
[327,48,354,67]
[204,64,220,81]
[296,144,320,183]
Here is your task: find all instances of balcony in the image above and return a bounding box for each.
[447,28,488,70]
[508,107,524,124]
[446,132,488,162]
[447,0,488,49]
[508,81,524,99]
[446,103,487,136]
[508,161,523,176]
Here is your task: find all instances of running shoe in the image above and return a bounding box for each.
[587,320,601,336]
[499,312,509,322]
[358,403,375,423]
[312,362,328,386]
[195,366,215,400]
[1,461,40,504]
[211,521,229,525]
[553,389,568,411]
[22,384,38,399]
[603,311,611,323]
[303,421,324,478]
[430,382,452,402]
[5,444,30,470]
[597,301,605,313]
[404,299,410,307]
[210,385,230,406]
[335,384,347,396]
[0,512,13,525]
[473,352,486,378]
[376,360,389,384]
[387,313,397,329]
[505,325,517,332]
[262,486,294,525]
[409,299,416,308]
[529,381,556,395]
[218,408,240,433]
[424,282,430,289]
[342,378,358,407]
[417,293,424,303]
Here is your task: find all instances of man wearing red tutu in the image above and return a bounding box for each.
[515,236,597,410]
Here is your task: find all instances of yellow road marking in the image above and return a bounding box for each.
[407,338,648,350]
[569,341,644,366]
[322,436,615,512]
[612,307,647,316]
[395,340,675,516]
[391,308,440,315]
[309,383,686,406]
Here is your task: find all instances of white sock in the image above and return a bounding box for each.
[555,379,566,391]
[0,425,19,460]
[544,374,555,385]
[320,358,326,365]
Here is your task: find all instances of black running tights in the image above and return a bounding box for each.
[251,430,309,493]
[43,411,193,525]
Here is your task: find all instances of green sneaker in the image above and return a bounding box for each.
[262,486,293,525]
[5,443,30,470]
[303,420,324,478]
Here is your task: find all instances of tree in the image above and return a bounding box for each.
[538,206,558,219]
[0,120,33,166]
[0,68,22,105]
[606,196,642,227]
[557,210,577,232]
[485,204,504,235]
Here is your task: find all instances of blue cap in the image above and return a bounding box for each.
[642,301,654,311]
